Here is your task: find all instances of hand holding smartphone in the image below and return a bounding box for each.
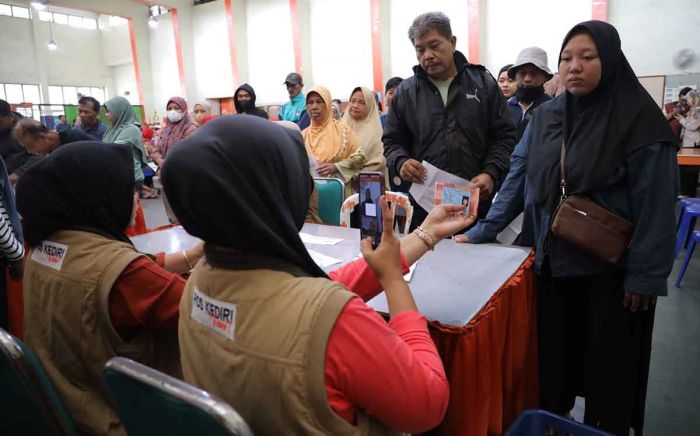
[359,172,385,248]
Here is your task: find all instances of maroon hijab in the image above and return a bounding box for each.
[158,96,197,158]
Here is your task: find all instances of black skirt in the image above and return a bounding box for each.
[536,263,655,436]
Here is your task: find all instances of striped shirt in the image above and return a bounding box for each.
[0,193,23,262]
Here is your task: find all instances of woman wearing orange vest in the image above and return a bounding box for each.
[163,115,474,434]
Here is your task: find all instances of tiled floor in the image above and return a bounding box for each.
[141,196,700,435]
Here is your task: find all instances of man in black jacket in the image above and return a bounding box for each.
[383,12,516,227]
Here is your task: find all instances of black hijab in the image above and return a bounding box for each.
[527,20,675,211]
[161,115,326,278]
[16,141,135,246]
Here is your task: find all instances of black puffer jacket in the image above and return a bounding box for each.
[383,51,516,187]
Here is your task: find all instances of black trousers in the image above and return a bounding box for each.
[536,263,655,436]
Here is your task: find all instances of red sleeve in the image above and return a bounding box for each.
[327,253,409,301]
[108,256,186,331]
[324,298,448,432]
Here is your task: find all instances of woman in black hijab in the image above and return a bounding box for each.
[162,115,474,434]
[525,21,677,435]
[15,142,202,434]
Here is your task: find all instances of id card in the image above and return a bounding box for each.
[435,182,480,216]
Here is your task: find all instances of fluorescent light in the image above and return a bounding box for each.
[148,15,158,29]
[47,39,57,50]
[31,1,47,10]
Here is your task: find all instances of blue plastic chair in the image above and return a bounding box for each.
[676,230,700,287]
[103,357,253,436]
[0,328,77,436]
[505,409,612,436]
[675,203,700,258]
[314,177,344,225]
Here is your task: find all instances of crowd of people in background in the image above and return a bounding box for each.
[0,9,693,436]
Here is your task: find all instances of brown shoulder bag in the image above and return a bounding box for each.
[549,141,635,264]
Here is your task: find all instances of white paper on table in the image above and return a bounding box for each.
[408,161,472,212]
[299,233,343,246]
[404,263,417,282]
[496,213,524,246]
[307,249,342,268]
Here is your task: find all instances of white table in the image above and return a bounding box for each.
[131,224,531,327]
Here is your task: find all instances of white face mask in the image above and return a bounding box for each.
[166,109,183,123]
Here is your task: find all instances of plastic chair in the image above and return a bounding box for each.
[505,409,612,436]
[677,197,700,228]
[314,177,344,225]
[676,230,700,287]
[0,327,77,436]
[103,357,253,436]
[674,203,700,258]
[340,191,413,235]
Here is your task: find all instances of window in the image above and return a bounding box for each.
[22,85,41,104]
[47,85,106,105]
[108,15,128,27]
[62,86,78,104]
[149,5,169,16]
[52,13,67,24]
[0,4,11,16]
[0,86,5,101]
[90,87,105,103]
[68,14,82,27]
[38,10,52,21]
[11,6,30,19]
[48,86,64,105]
[82,17,97,29]
[4,84,23,103]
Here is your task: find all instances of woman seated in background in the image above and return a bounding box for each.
[163,116,474,434]
[16,142,204,435]
[302,86,365,197]
[192,101,212,126]
[103,96,152,232]
[150,96,198,168]
[343,86,386,178]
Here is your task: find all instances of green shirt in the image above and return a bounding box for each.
[429,77,453,107]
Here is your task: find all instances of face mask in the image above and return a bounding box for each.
[515,85,545,104]
[166,110,183,123]
[237,100,254,113]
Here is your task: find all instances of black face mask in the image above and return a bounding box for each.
[515,85,545,104]
[237,100,254,113]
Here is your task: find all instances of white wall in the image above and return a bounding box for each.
[482,0,592,76]
[609,0,700,76]
[0,15,40,85]
[112,64,138,104]
[100,19,132,67]
[192,0,235,99]
[389,0,470,79]
[148,13,182,117]
[245,0,295,105]
[309,0,373,100]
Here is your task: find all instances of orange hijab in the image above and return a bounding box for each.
[302,86,358,163]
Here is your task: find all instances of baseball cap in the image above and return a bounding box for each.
[508,47,553,80]
[284,73,303,86]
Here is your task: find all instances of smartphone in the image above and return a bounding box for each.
[358,172,385,249]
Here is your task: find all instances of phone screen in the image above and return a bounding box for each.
[359,172,383,248]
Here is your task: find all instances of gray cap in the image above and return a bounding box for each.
[508,47,553,80]
[284,72,303,86]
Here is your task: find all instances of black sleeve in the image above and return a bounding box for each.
[382,88,413,178]
[481,74,517,184]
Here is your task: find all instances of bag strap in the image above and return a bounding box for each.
[559,139,567,201]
